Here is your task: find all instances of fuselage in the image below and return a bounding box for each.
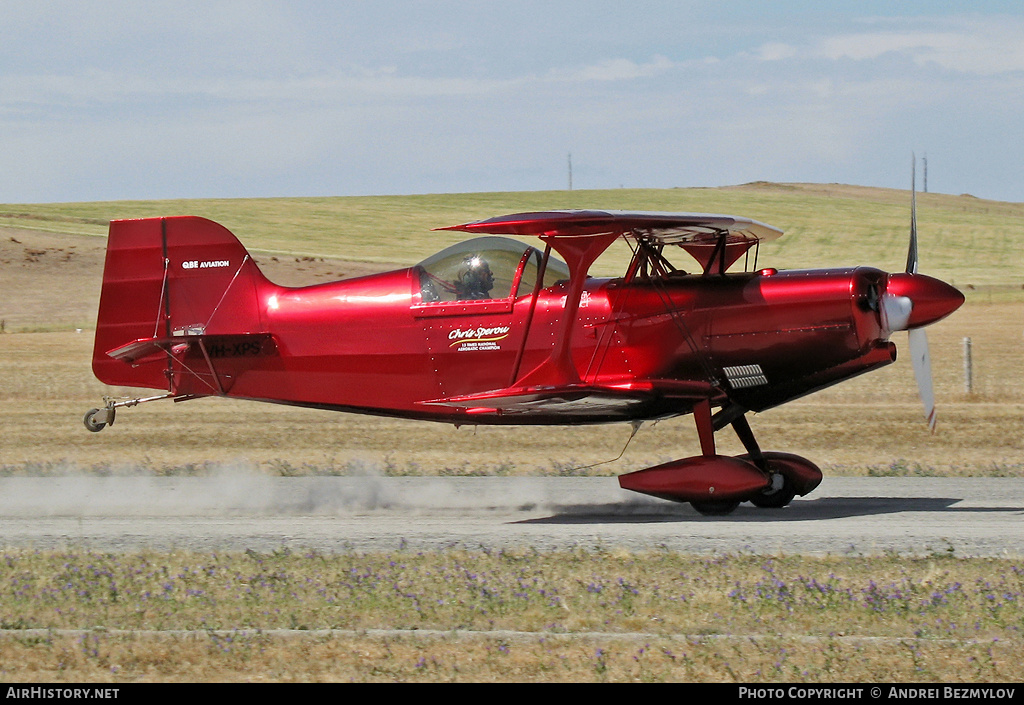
[217,263,903,424]
[91,217,962,429]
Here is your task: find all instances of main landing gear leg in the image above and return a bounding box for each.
[688,399,743,516]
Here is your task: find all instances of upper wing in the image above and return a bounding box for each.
[438,210,783,275]
[436,210,783,243]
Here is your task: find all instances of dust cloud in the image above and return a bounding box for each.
[0,462,660,518]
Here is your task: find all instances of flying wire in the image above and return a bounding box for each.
[558,420,643,473]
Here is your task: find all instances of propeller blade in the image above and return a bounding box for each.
[906,154,919,274]
[908,327,936,433]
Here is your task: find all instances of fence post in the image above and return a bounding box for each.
[963,337,973,394]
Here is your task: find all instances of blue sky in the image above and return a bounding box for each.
[2,1,1023,203]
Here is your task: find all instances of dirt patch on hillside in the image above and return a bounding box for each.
[0,227,107,331]
[0,226,395,332]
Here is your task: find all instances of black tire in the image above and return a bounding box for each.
[748,474,797,508]
[83,408,106,433]
[690,500,741,516]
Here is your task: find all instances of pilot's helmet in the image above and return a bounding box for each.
[457,255,494,297]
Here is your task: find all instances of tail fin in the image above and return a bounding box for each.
[92,216,272,392]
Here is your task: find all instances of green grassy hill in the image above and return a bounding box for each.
[2,183,1021,291]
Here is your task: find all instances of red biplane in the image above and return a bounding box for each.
[86,186,962,515]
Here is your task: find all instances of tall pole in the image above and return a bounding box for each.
[963,337,973,394]
[923,154,928,193]
[568,153,573,191]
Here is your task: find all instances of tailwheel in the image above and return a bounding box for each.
[83,407,114,433]
[81,393,182,432]
[690,500,741,516]
[747,472,797,509]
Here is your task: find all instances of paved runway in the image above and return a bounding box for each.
[0,476,1021,556]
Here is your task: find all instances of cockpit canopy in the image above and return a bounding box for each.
[416,236,570,304]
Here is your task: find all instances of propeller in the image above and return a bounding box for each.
[905,155,934,431]
[878,154,963,432]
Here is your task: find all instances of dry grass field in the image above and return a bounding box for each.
[1,183,1021,477]
[1,184,1022,681]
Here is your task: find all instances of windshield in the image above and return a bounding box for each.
[416,236,569,303]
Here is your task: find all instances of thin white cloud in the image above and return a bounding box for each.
[756,15,1024,75]
[546,56,675,82]
[756,43,798,62]
[0,67,513,117]
[820,29,1024,74]
[2,51,683,117]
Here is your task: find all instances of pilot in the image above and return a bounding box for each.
[455,256,495,300]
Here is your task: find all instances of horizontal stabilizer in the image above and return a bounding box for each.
[108,333,278,366]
